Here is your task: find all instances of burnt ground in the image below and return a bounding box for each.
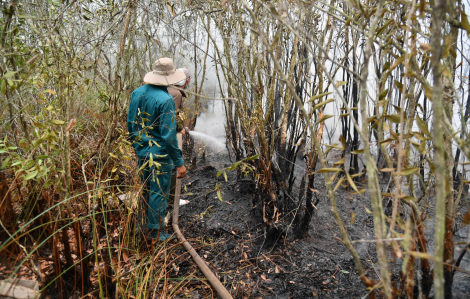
[2,135,468,298]
[168,138,470,299]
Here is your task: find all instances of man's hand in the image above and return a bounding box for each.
[176,165,186,178]
[180,127,190,135]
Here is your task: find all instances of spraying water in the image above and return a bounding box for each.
[189,131,226,151]
[190,99,226,151]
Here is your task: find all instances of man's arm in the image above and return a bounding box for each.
[159,98,185,168]
[168,87,185,132]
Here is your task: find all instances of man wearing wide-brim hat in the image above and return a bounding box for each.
[127,57,187,241]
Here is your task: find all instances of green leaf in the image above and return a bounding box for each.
[399,167,419,176]
[395,80,404,90]
[334,157,345,166]
[245,154,259,161]
[227,161,242,171]
[0,79,6,95]
[24,170,38,181]
[351,149,364,154]
[379,138,394,146]
[1,157,11,169]
[11,161,22,167]
[339,135,346,149]
[385,114,402,123]
[403,196,417,202]
[315,114,334,125]
[51,120,65,125]
[412,131,426,141]
[382,61,391,72]
[35,155,49,160]
[3,71,16,78]
[313,98,334,111]
[379,89,389,101]
[340,270,350,274]
[307,92,333,103]
[378,99,388,107]
[416,116,430,136]
[462,11,470,37]
[423,83,433,101]
[32,138,45,147]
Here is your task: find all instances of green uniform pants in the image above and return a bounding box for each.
[138,155,173,230]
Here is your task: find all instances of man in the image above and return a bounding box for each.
[168,68,190,206]
[127,57,187,241]
[168,68,190,135]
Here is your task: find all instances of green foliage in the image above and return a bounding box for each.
[216,154,258,181]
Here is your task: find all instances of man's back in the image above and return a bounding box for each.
[127,84,183,169]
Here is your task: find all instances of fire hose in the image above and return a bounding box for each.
[172,133,232,299]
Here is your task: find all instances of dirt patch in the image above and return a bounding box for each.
[173,141,373,298]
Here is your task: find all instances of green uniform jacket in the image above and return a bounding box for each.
[127,84,184,169]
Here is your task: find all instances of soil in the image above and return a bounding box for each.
[170,137,470,299]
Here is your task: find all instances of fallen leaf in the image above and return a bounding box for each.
[244,252,247,259]
[261,275,267,281]
[275,266,280,273]
[65,118,77,132]
[350,211,356,224]
[226,201,232,205]
[122,252,129,263]
[462,211,470,227]
[289,281,295,284]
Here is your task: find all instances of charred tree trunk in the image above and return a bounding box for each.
[350,53,360,174]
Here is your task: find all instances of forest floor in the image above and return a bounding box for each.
[169,137,470,299]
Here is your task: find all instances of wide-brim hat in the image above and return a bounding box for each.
[143,57,186,86]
